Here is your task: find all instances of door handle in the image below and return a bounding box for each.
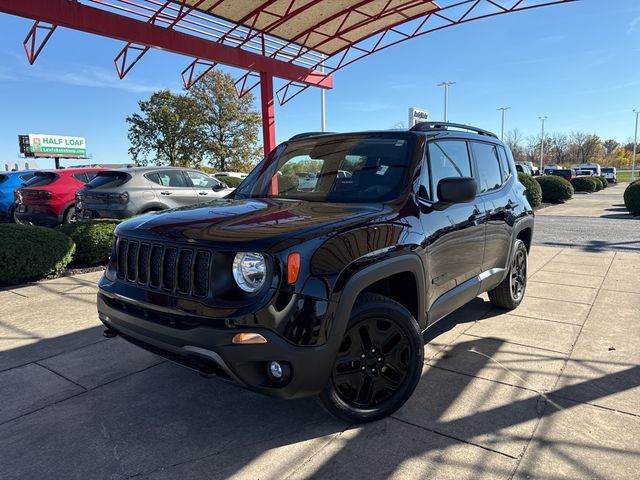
[198,192,208,196]
[160,191,172,196]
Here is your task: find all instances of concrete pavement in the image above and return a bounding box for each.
[533,182,639,252]
[1,246,639,479]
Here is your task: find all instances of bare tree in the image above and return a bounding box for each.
[504,129,525,161]
[550,132,570,165]
[570,132,603,164]
[603,139,619,156]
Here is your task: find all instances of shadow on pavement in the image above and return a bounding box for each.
[1,302,638,479]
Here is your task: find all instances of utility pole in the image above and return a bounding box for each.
[539,116,547,172]
[320,54,326,132]
[633,109,639,181]
[498,107,511,141]
[437,82,455,122]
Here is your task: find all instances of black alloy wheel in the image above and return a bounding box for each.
[488,238,528,310]
[510,246,527,302]
[318,293,423,423]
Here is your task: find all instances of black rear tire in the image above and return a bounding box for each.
[318,293,423,423]
[63,205,78,224]
[488,239,528,310]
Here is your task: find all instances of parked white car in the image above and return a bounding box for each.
[601,167,617,183]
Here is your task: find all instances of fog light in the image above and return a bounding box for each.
[267,361,291,383]
[269,361,283,379]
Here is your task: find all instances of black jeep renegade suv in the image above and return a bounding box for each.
[98,122,534,423]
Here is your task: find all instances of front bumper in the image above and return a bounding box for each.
[97,290,339,399]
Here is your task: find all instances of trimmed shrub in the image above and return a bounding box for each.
[59,219,121,265]
[535,175,574,203]
[571,176,598,193]
[624,180,640,215]
[596,176,608,189]
[0,224,75,284]
[219,176,243,188]
[517,172,542,208]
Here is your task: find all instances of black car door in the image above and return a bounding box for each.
[469,141,514,276]
[418,139,485,322]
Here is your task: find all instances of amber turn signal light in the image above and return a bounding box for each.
[287,252,301,284]
[232,333,267,345]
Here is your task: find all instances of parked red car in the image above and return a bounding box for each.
[14,167,106,225]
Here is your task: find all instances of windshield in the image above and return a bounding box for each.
[85,171,131,189]
[23,172,58,187]
[602,168,613,173]
[234,134,415,203]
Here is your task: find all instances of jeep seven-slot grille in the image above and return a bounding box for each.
[115,238,211,297]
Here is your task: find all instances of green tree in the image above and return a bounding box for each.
[188,70,261,172]
[126,90,205,167]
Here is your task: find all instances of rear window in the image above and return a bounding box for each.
[19,174,34,182]
[85,171,131,189]
[23,172,58,187]
[0,174,7,185]
[602,168,614,173]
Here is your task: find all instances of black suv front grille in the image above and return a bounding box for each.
[115,237,212,298]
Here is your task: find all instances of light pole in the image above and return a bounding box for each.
[437,82,455,122]
[320,54,326,132]
[633,109,639,181]
[498,107,511,141]
[539,116,547,172]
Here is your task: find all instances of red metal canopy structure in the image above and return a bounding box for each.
[1,0,576,156]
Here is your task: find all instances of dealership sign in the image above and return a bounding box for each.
[408,107,429,127]
[27,134,87,157]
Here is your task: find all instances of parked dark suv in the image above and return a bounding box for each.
[98,123,534,423]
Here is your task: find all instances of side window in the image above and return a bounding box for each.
[72,173,88,183]
[497,147,511,182]
[427,140,472,201]
[155,170,188,188]
[471,142,503,193]
[186,170,217,188]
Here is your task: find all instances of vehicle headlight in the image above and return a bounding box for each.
[232,252,267,292]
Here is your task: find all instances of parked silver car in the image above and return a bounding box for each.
[76,166,233,220]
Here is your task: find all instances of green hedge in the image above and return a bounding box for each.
[59,219,121,265]
[218,176,243,188]
[596,176,608,189]
[0,224,75,284]
[535,176,574,203]
[571,176,598,192]
[624,180,640,215]
[517,172,542,208]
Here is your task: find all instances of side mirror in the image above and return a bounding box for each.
[436,177,477,206]
[212,183,225,191]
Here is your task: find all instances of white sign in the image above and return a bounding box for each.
[408,107,429,127]
[28,134,87,157]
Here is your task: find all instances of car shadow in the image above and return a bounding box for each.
[1,305,639,479]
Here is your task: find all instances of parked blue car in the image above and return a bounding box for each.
[0,170,36,221]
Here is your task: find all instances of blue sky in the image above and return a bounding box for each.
[0,0,639,168]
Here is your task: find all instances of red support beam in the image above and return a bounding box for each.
[259,71,276,157]
[0,0,333,89]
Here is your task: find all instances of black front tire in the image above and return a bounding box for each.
[488,239,528,310]
[318,293,423,423]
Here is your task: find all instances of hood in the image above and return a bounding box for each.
[115,198,384,252]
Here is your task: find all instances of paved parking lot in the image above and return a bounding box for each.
[534,183,640,252]
[1,243,639,479]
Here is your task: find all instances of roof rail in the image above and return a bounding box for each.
[410,122,498,139]
[288,131,337,141]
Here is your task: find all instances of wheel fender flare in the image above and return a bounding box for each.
[330,253,426,344]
